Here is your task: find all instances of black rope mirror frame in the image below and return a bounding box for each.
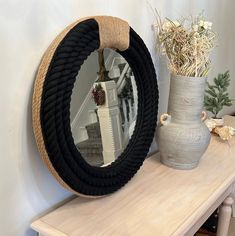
[32,16,158,197]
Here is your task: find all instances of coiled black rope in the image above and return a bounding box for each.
[40,19,159,196]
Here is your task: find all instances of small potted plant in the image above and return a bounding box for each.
[204,71,232,126]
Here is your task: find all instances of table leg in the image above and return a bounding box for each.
[217,196,234,236]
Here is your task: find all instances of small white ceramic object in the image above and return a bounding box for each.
[211,117,224,127]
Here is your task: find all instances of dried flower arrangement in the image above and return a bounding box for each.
[154,12,217,77]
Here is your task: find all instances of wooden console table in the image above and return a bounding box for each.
[31,116,235,236]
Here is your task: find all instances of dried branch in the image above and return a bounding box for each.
[154,12,217,77]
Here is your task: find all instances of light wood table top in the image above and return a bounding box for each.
[31,116,235,236]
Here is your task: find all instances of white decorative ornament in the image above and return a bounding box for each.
[205,119,235,141]
[160,113,171,126]
[204,118,217,131]
[214,126,235,141]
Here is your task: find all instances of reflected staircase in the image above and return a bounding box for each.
[76,122,103,166]
[74,55,137,166]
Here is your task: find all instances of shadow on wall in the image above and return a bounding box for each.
[150,54,170,154]
[20,72,71,235]
[156,55,170,118]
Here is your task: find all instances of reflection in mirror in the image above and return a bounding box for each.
[70,49,137,167]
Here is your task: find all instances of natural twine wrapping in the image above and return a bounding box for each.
[95,16,129,50]
[32,16,130,197]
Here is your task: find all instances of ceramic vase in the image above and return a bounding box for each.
[156,74,211,170]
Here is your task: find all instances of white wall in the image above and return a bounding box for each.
[0,0,235,235]
[70,52,98,121]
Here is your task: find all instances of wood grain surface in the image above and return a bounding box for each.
[31,116,235,236]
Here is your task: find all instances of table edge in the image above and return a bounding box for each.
[31,219,69,236]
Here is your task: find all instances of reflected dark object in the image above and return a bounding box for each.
[97,49,110,82]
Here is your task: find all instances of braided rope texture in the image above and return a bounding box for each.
[33,18,159,197]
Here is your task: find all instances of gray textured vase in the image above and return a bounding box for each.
[156,74,211,170]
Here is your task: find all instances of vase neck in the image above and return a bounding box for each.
[167,75,206,123]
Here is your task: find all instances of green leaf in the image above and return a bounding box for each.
[205,89,217,97]
[204,71,232,114]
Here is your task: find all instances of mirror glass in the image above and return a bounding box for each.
[70,49,137,167]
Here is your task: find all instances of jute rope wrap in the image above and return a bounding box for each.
[32,16,158,197]
[95,16,129,50]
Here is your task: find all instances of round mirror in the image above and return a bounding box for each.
[32,16,158,197]
[70,49,137,167]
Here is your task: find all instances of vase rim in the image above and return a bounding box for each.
[171,74,207,80]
